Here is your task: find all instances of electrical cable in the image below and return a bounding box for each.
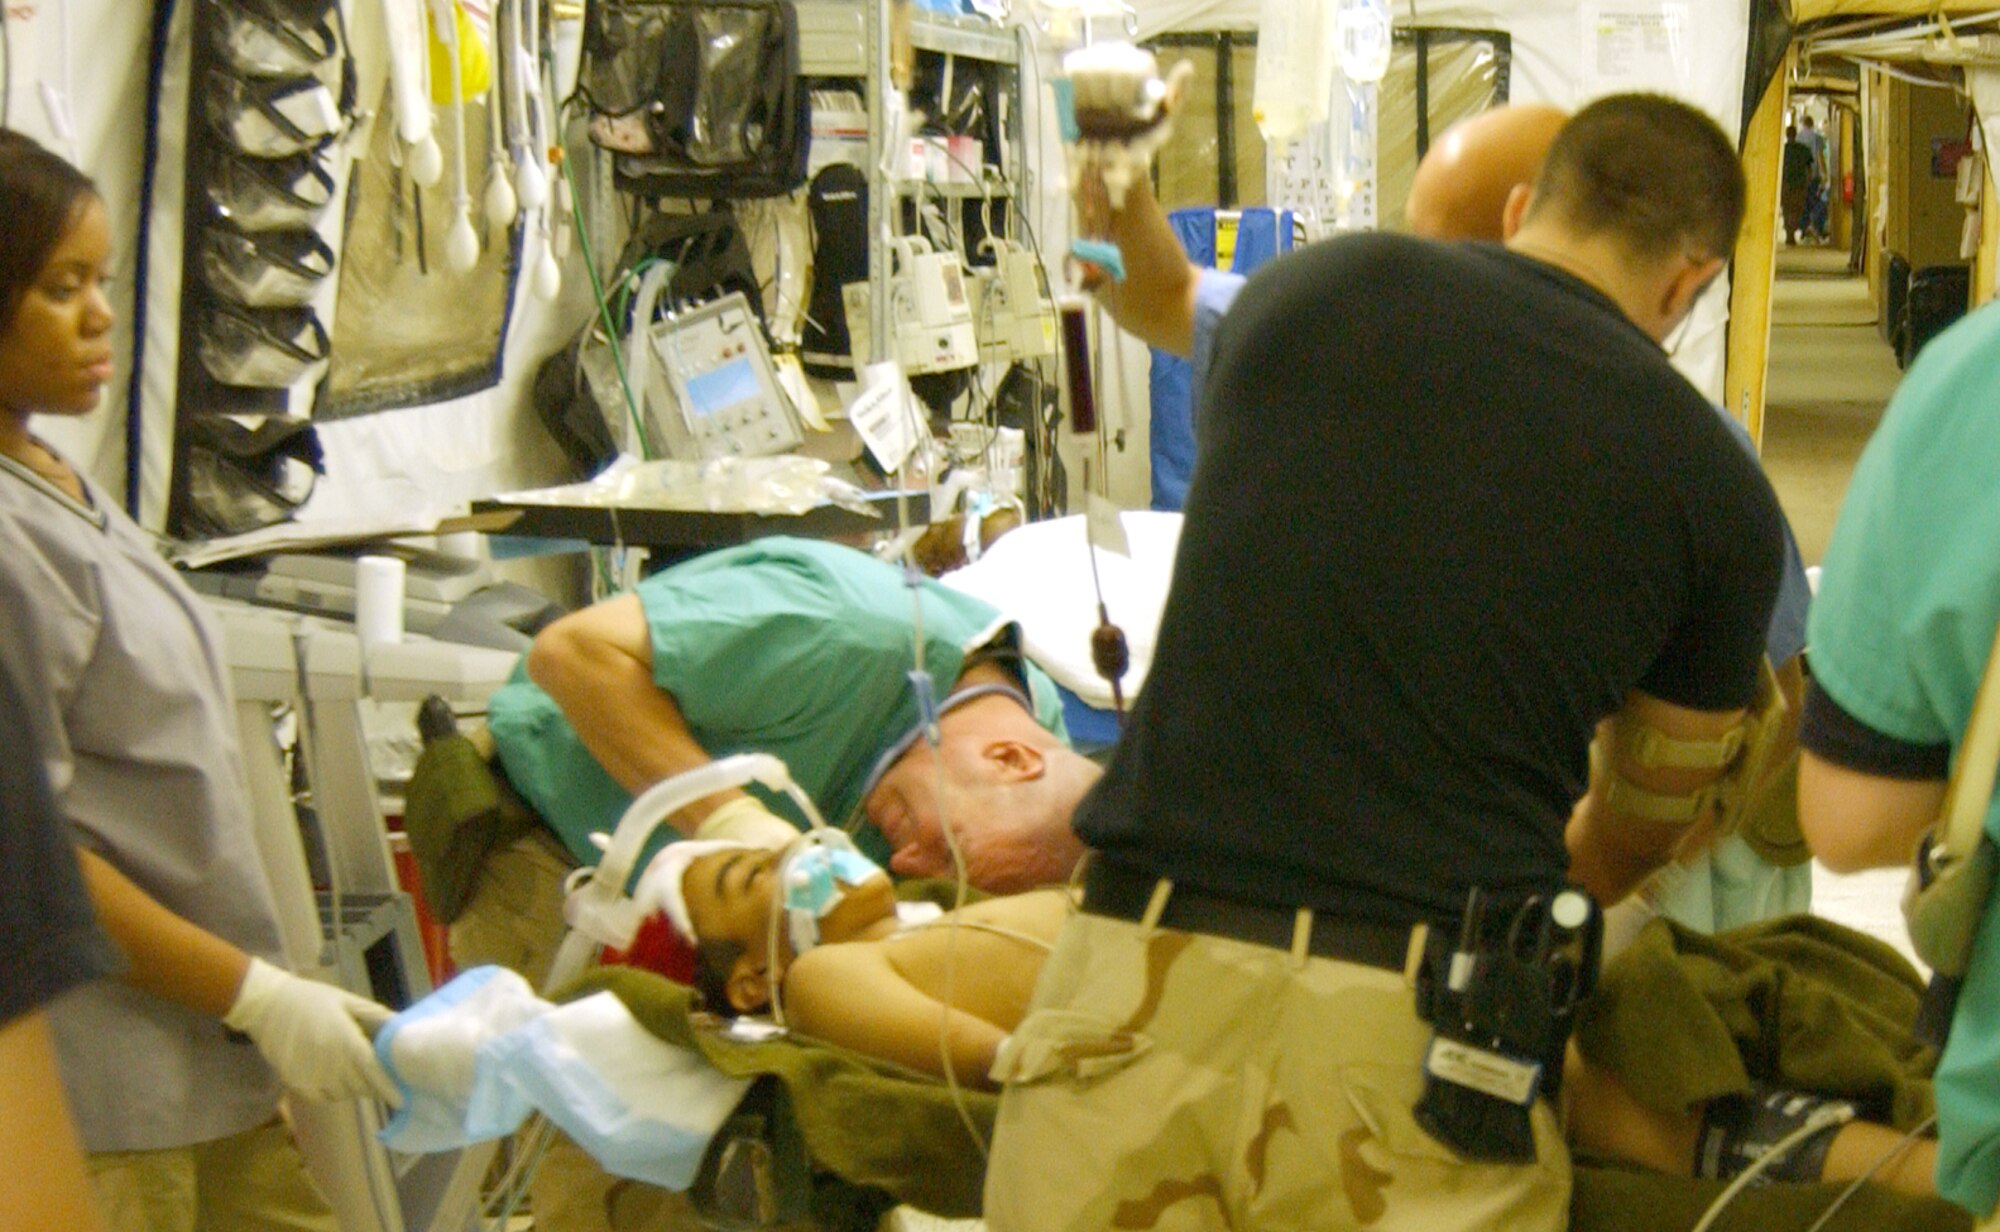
[1856,58,1966,88]
[928,734,990,1160]
[1806,8,2000,54]
[555,148,639,597]
[1687,1102,1859,1232]
[1798,1114,1939,1232]
[561,149,649,454]
[486,1115,557,1229]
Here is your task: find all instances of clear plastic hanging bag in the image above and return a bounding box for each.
[198,301,332,388]
[210,0,340,77]
[199,224,336,307]
[208,145,338,230]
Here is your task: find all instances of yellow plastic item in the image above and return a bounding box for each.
[427,0,491,104]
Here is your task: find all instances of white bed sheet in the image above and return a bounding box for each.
[941,512,1182,711]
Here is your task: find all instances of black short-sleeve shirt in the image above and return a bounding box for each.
[0,661,119,1026]
[1073,235,1784,929]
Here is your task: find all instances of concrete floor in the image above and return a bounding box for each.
[1759,245,1924,966]
[1760,245,1904,565]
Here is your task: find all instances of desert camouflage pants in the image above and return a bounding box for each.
[985,899,1571,1231]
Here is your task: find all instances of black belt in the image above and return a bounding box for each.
[1081,859,1417,973]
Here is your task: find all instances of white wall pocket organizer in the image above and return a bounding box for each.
[200,225,337,308]
[205,71,347,158]
[208,147,339,230]
[210,0,342,77]
[198,301,333,389]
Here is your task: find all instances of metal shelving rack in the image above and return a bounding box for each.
[795,1,1028,375]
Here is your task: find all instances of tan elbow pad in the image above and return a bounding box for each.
[1593,659,1805,864]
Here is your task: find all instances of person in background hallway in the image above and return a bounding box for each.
[1800,115,1831,242]
[1782,123,1814,245]
[0,129,398,1232]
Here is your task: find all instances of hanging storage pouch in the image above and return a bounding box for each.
[199,301,332,388]
[211,0,340,77]
[206,70,345,157]
[180,415,324,537]
[209,146,338,230]
[578,3,684,152]
[577,0,806,198]
[199,223,336,307]
[685,5,777,165]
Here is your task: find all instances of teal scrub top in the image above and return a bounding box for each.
[489,537,1068,871]
[1806,302,2000,1216]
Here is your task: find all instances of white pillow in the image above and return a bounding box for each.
[941,512,1182,710]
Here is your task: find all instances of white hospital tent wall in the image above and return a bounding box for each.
[12,0,1758,529]
[3,0,170,519]
[8,0,595,533]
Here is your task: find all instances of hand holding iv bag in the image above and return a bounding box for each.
[1059,43,1192,211]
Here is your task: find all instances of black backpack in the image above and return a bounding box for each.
[578,0,809,199]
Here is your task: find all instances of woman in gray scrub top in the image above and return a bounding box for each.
[0,131,399,1231]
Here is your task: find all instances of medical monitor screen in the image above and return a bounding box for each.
[684,357,760,418]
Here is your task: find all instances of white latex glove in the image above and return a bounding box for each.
[694,795,801,850]
[223,957,403,1106]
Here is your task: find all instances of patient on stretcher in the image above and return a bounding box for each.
[648,834,1946,1202]
[651,831,1068,1088]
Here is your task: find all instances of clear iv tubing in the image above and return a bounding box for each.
[547,753,832,993]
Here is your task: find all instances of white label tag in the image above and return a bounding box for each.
[771,352,829,431]
[1425,1038,1541,1106]
[1086,490,1130,558]
[849,362,922,474]
[719,1018,788,1043]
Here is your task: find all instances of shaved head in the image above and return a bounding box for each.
[1405,102,1569,241]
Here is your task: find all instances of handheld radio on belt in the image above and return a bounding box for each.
[1412,886,1602,1163]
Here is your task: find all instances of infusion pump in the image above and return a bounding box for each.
[638,292,807,461]
[841,236,981,375]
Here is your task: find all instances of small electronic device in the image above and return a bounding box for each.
[1001,245,1058,358]
[840,237,980,375]
[640,292,806,461]
[973,241,1058,365]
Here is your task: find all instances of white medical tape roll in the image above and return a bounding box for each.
[355,555,407,648]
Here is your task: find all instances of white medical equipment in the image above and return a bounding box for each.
[842,236,981,375]
[383,0,445,187]
[1048,19,1184,284]
[211,599,519,1232]
[625,290,807,462]
[373,964,752,1193]
[553,753,834,986]
[1060,40,1185,211]
[973,239,1060,365]
[417,0,480,274]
